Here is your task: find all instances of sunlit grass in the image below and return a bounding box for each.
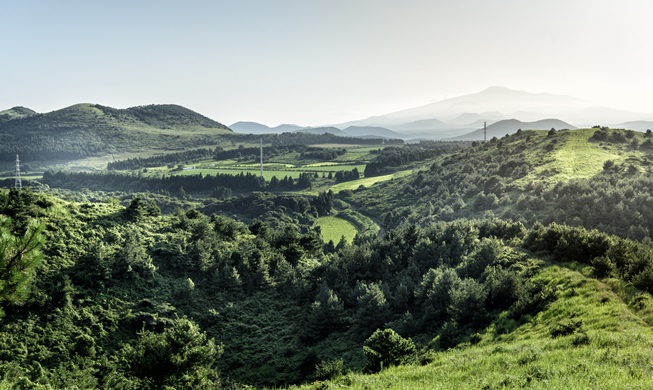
[328,169,414,193]
[316,216,358,244]
[291,263,653,389]
[531,129,624,184]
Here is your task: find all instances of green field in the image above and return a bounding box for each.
[316,216,359,244]
[328,169,414,193]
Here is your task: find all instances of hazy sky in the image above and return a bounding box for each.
[2,1,652,126]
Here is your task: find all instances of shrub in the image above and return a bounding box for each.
[363,329,416,373]
[315,359,346,381]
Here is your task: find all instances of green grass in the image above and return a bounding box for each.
[292,262,653,389]
[316,216,359,244]
[328,169,414,193]
[531,129,625,183]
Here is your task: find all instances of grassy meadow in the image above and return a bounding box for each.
[316,216,359,244]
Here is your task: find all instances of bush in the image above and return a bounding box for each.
[363,329,416,373]
[314,359,346,381]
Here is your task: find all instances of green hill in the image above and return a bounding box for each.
[349,127,653,239]
[0,106,37,122]
[0,103,232,162]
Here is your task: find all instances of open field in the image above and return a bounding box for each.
[328,169,414,193]
[316,215,359,244]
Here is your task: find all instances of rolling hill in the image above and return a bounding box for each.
[0,106,37,122]
[0,103,232,161]
[451,119,577,140]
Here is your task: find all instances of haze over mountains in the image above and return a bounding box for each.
[3,87,653,146]
[231,87,653,140]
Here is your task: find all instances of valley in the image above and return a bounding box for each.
[2,105,653,388]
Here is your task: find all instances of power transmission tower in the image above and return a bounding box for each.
[259,139,264,179]
[15,154,22,190]
[484,121,487,142]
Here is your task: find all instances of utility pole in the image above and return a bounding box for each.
[259,138,263,179]
[15,154,22,190]
[484,122,487,142]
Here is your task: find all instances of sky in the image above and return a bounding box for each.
[2,0,652,126]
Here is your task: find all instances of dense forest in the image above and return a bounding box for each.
[364,143,469,177]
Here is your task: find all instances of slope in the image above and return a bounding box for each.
[293,262,653,389]
[0,103,232,161]
[0,106,37,122]
[349,127,653,239]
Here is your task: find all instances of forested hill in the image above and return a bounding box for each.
[0,103,232,161]
[350,127,653,241]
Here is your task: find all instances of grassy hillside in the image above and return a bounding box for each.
[0,106,37,122]
[348,128,653,240]
[0,103,232,162]
[526,128,624,184]
[295,263,653,389]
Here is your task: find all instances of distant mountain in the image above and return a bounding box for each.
[339,87,587,128]
[614,121,653,132]
[273,124,304,133]
[230,121,272,134]
[391,118,449,131]
[343,126,404,139]
[0,103,231,161]
[230,121,304,134]
[447,112,504,126]
[451,119,577,141]
[294,127,348,137]
[336,86,653,130]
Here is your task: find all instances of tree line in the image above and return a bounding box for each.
[41,170,314,194]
